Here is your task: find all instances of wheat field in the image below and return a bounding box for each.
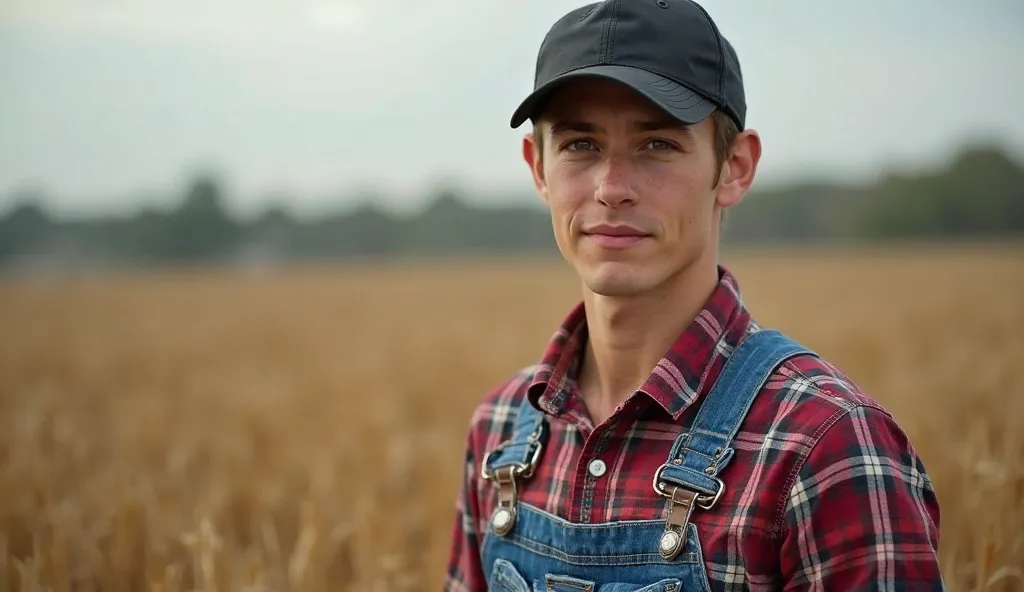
[0,245,1022,591]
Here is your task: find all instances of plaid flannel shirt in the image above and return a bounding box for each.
[444,266,943,591]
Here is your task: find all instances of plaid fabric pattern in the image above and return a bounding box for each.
[444,266,943,591]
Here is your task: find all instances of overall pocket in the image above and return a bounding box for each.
[490,558,531,592]
[545,574,682,592]
[491,561,704,592]
[485,523,712,592]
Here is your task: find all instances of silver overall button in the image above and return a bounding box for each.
[660,530,682,554]
[492,508,515,535]
[588,459,607,477]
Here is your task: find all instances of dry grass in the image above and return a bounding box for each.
[1,244,1022,591]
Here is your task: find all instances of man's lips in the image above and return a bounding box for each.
[582,224,651,248]
[583,224,650,237]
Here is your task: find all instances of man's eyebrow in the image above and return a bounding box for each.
[548,120,599,135]
[629,117,695,136]
[546,118,695,136]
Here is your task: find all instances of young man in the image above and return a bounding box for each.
[445,1,944,590]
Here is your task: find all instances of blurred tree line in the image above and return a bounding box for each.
[1,142,1021,271]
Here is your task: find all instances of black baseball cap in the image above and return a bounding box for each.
[509,0,745,131]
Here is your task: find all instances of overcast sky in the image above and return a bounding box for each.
[2,0,1022,217]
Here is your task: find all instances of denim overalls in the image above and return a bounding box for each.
[479,329,815,592]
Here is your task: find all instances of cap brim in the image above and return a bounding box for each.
[509,64,715,129]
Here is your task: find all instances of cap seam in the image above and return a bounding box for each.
[690,1,725,103]
[607,0,621,63]
[598,2,613,63]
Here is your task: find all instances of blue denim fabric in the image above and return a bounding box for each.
[480,329,815,591]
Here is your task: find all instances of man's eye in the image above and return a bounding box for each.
[564,139,595,152]
[646,139,674,150]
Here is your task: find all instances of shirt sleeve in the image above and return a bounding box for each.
[778,403,944,591]
[443,426,487,592]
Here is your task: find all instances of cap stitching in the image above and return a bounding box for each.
[541,63,711,99]
[607,0,621,62]
[598,4,612,64]
[577,4,598,21]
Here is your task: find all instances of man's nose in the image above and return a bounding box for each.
[593,156,638,207]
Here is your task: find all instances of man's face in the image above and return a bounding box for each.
[522,78,755,299]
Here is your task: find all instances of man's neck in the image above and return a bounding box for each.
[576,259,720,426]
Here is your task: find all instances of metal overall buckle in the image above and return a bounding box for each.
[652,463,725,510]
[652,463,725,560]
[480,425,545,536]
[479,426,544,482]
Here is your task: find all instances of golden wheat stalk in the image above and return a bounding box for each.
[0,248,1021,591]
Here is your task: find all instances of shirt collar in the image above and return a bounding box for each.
[527,265,751,421]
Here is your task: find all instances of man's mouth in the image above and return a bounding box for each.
[582,224,651,248]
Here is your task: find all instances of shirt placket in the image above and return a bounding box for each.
[574,425,616,523]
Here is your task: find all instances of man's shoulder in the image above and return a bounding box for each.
[757,341,919,465]
[770,348,886,415]
[765,345,882,414]
[759,340,942,585]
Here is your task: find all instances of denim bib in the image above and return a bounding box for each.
[479,329,815,591]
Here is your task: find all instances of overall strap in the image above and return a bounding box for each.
[654,329,817,560]
[480,398,549,536]
[481,399,548,480]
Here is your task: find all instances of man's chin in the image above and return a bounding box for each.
[577,262,659,298]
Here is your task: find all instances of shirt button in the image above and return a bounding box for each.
[588,459,607,477]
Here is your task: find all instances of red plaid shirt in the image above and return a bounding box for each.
[444,266,943,591]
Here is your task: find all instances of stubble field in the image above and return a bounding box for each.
[1,245,1022,591]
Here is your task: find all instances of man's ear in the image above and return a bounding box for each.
[522,130,549,204]
[715,129,761,210]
